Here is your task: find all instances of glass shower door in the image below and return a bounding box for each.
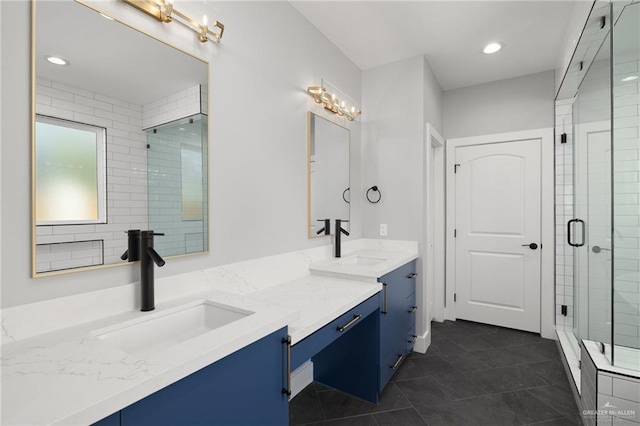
[571,31,613,362]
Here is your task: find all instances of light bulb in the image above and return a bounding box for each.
[46,56,69,66]
[203,15,208,27]
[483,42,503,54]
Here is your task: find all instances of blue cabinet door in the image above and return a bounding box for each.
[119,327,288,426]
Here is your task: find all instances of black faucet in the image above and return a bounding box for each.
[316,219,331,235]
[122,230,166,312]
[334,219,350,258]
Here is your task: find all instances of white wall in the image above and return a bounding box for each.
[443,71,555,139]
[361,55,443,242]
[1,0,362,308]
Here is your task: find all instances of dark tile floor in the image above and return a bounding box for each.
[289,319,582,426]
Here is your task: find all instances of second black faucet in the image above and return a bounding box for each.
[335,219,350,258]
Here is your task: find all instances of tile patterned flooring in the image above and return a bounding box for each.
[289,320,582,426]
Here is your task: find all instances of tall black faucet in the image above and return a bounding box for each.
[316,219,331,236]
[140,231,165,311]
[122,229,165,312]
[334,219,350,258]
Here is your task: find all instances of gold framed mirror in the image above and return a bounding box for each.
[32,0,209,276]
[307,112,350,238]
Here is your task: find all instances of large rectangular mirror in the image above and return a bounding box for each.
[33,1,209,275]
[307,112,350,238]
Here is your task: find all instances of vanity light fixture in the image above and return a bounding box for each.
[622,75,639,82]
[45,56,69,66]
[121,0,224,43]
[483,42,503,54]
[307,83,361,121]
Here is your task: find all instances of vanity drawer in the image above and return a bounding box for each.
[291,294,379,370]
[378,261,416,299]
[380,350,406,388]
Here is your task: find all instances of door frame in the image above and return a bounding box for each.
[444,128,555,339]
[425,123,446,325]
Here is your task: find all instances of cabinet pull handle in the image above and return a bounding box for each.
[390,354,404,370]
[337,314,362,332]
[407,273,417,279]
[381,283,388,315]
[408,306,417,314]
[282,335,292,396]
[408,335,417,344]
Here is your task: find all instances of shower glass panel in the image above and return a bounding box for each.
[612,1,640,370]
[147,115,208,257]
[572,31,613,363]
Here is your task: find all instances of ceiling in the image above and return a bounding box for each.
[289,1,581,91]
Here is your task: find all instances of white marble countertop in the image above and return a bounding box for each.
[308,249,418,280]
[1,289,299,426]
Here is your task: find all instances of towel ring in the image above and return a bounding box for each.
[342,188,350,204]
[366,186,381,204]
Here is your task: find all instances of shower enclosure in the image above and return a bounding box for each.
[147,114,208,257]
[555,0,640,376]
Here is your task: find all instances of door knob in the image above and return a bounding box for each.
[592,246,610,253]
[522,243,538,250]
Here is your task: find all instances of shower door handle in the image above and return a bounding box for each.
[567,219,585,247]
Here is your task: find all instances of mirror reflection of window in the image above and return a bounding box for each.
[181,145,203,221]
[35,115,106,225]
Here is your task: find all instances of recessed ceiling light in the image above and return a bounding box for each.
[45,56,69,66]
[483,42,503,54]
[622,75,638,82]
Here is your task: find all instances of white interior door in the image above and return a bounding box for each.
[454,138,541,333]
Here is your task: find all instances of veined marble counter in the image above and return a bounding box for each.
[1,239,418,425]
[309,249,419,280]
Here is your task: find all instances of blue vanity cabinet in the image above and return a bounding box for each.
[92,412,120,426]
[93,327,289,426]
[378,260,417,391]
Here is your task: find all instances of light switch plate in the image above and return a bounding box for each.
[380,224,388,236]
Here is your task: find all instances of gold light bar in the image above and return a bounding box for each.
[122,0,224,43]
[307,84,361,121]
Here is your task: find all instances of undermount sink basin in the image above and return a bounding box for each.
[93,300,253,357]
[339,256,386,266]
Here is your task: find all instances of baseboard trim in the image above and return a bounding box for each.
[414,329,431,354]
[290,361,313,400]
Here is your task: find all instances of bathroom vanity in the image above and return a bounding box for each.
[1,241,418,425]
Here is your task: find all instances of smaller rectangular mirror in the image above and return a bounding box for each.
[307,112,350,238]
